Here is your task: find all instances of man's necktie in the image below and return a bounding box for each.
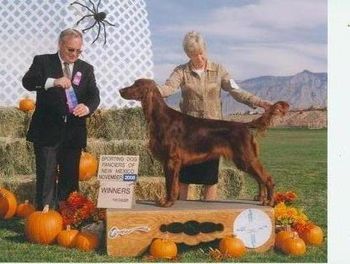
[63,62,78,113]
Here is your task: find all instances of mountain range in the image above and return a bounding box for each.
[165,70,327,115]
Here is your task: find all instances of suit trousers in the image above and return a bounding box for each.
[34,142,81,210]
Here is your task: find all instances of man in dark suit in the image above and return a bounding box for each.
[22,28,100,210]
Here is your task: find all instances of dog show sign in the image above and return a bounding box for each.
[97,155,139,209]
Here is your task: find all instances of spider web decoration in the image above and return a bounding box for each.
[0,0,153,108]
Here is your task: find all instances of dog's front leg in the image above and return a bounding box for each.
[157,158,181,207]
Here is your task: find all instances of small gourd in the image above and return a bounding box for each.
[300,224,324,246]
[75,232,99,251]
[275,227,295,250]
[57,225,79,248]
[25,205,63,245]
[16,200,35,218]
[149,238,177,259]
[19,97,35,112]
[282,232,306,256]
[218,235,246,258]
[0,188,17,219]
[79,151,98,181]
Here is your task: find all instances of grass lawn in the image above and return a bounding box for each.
[0,128,327,262]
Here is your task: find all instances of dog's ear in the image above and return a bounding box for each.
[150,80,158,90]
[142,79,156,90]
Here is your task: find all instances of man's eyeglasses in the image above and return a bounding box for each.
[66,46,83,55]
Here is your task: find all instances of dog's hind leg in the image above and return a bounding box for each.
[235,156,274,206]
[247,159,274,206]
[157,157,182,207]
[232,134,275,206]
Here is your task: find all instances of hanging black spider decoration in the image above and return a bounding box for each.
[71,0,115,45]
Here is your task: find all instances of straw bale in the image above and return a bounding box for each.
[1,168,243,206]
[134,177,165,200]
[86,139,163,177]
[0,137,35,175]
[0,175,101,204]
[0,107,147,140]
[87,107,147,140]
[0,174,35,203]
[0,138,163,177]
[0,107,31,137]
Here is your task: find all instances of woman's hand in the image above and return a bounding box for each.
[261,102,273,112]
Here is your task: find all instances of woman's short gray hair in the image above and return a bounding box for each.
[58,28,83,43]
[183,31,207,57]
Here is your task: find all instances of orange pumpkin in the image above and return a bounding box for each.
[16,200,35,218]
[149,238,177,259]
[219,235,246,258]
[75,232,100,251]
[300,224,324,246]
[57,225,79,248]
[79,151,98,181]
[0,188,17,219]
[25,205,63,245]
[275,228,295,250]
[19,97,35,112]
[282,233,306,256]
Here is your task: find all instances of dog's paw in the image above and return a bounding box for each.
[261,199,268,206]
[253,195,260,201]
[268,199,275,207]
[156,197,174,207]
[261,198,274,207]
[254,194,266,203]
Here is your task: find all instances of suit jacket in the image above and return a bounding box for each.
[22,53,100,147]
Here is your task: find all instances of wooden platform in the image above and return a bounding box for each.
[106,200,275,257]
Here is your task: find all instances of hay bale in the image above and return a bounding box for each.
[0,137,35,175]
[0,107,30,137]
[0,138,163,177]
[0,175,36,203]
[78,167,243,202]
[87,139,163,177]
[87,107,147,140]
[0,107,147,140]
[135,177,165,200]
[217,167,244,198]
[0,175,101,204]
[0,168,243,206]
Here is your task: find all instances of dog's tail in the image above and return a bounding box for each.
[247,101,289,133]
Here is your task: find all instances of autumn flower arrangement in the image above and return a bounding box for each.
[273,191,316,233]
[274,191,297,204]
[58,191,105,229]
[274,202,308,227]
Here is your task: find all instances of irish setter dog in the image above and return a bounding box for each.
[120,79,289,207]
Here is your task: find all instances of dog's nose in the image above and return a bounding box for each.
[119,88,126,97]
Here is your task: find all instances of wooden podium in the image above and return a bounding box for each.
[106,200,275,257]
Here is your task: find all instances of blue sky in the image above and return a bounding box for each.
[145,0,327,82]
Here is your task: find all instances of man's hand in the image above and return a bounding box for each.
[54,77,72,89]
[73,103,90,117]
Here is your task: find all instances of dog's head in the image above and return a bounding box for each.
[119,79,157,101]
